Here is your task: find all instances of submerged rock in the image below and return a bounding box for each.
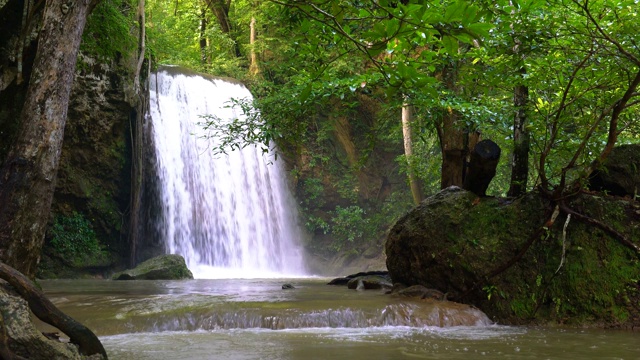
[386,187,640,327]
[112,254,193,280]
[0,284,85,360]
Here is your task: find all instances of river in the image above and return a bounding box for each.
[39,278,639,360]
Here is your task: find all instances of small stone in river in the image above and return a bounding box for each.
[282,283,295,289]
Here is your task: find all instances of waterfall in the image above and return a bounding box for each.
[147,66,306,279]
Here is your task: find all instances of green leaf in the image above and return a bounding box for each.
[462,4,479,26]
[442,35,458,55]
[465,22,493,38]
[444,1,467,22]
[299,84,312,103]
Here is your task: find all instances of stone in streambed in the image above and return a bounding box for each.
[112,254,193,280]
[346,274,393,290]
[327,270,389,286]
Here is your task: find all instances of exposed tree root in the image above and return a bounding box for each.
[0,262,107,359]
[558,202,640,256]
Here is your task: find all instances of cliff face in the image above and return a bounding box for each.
[37,54,136,278]
[0,0,138,278]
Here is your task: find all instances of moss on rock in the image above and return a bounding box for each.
[386,187,640,328]
[112,254,194,280]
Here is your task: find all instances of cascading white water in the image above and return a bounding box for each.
[148,67,306,278]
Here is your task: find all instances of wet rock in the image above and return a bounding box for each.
[0,284,84,360]
[112,254,193,280]
[282,283,295,290]
[391,285,446,300]
[327,270,389,286]
[346,275,393,290]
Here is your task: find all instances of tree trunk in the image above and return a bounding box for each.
[507,68,530,197]
[249,17,259,75]
[436,62,478,189]
[0,0,99,278]
[199,5,208,64]
[402,101,423,205]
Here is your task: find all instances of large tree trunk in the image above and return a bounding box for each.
[507,69,530,197]
[0,0,99,278]
[436,62,479,189]
[402,101,424,205]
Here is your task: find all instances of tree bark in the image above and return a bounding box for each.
[0,0,99,278]
[507,75,530,197]
[402,101,423,205]
[249,17,259,75]
[199,5,208,64]
[436,62,479,189]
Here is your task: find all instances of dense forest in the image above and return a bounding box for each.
[1,0,639,277]
[141,0,640,264]
[0,2,639,357]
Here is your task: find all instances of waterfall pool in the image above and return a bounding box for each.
[39,278,639,360]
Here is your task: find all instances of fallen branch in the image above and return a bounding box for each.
[0,262,108,359]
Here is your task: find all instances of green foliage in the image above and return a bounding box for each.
[329,206,369,251]
[80,0,137,60]
[50,212,105,259]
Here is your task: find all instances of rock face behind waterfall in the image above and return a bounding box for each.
[385,187,640,327]
[113,254,193,280]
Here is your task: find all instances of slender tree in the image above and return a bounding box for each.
[402,100,424,204]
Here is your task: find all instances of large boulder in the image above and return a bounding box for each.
[385,187,640,327]
[0,284,86,360]
[112,254,193,280]
[589,144,640,197]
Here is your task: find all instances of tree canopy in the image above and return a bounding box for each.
[138,0,639,252]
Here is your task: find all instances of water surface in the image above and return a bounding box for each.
[40,279,639,359]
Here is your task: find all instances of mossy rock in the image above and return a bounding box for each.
[386,186,640,328]
[112,254,193,280]
[589,144,640,197]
